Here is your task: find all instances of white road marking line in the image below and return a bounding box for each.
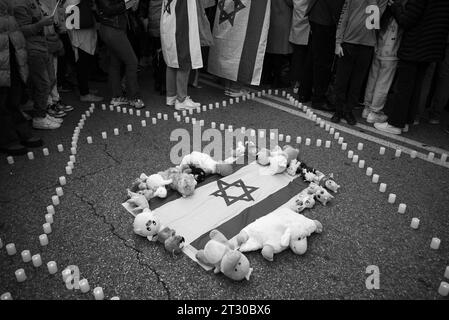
[198,78,449,169]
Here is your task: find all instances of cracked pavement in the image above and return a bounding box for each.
[0,72,448,300]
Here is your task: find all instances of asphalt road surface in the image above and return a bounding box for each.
[1,71,448,300]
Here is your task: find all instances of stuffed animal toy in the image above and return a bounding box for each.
[183,166,207,183]
[256,146,290,175]
[157,226,185,256]
[133,208,162,241]
[126,190,150,215]
[129,173,169,201]
[146,174,172,190]
[282,145,300,163]
[179,151,234,177]
[256,148,271,166]
[159,167,197,197]
[238,207,323,261]
[290,193,316,213]
[307,183,334,205]
[318,173,340,193]
[196,230,253,281]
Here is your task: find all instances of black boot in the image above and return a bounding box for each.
[343,111,357,126]
[331,112,342,124]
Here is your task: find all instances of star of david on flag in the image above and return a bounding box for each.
[210,179,258,206]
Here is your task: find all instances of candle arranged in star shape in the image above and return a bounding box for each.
[210,179,258,206]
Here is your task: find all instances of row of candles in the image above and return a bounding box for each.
[1,104,120,300]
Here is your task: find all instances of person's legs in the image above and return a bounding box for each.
[48,55,60,105]
[176,67,191,102]
[290,43,308,86]
[370,59,397,113]
[27,51,52,119]
[77,49,91,96]
[346,45,373,114]
[332,43,356,122]
[363,56,381,113]
[385,60,418,128]
[430,44,449,121]
[166,66,177,104]
[100,25,139,99]
[408,62,430,124]
[310,22,336,104]
[0,87,20,150]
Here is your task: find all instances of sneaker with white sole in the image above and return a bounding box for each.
[175,97,201,110]
[374,122,401,135]
[362,107,371,119]
[47,104,66,118]
[55,101,74,112]
[110,97,129,106]
[129,98,145,109]
[166,96,176,106]
[33,116,61,129]
[367,111,388,123]
[47,114,63,124]
[80,94,104,102]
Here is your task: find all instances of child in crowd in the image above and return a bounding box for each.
[362,3,404,124]
[13,0,62,129]
[332,0,388,125]
[161,0,202,110]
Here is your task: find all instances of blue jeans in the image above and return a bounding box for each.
[99,25,139,99]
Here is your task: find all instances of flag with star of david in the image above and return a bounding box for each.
[160,0,203,69]
[208,0,271,85]
[122,159,308,269]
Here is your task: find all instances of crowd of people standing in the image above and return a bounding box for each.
[1,0,449,156]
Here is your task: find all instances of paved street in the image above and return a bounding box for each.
[1,71,448,300]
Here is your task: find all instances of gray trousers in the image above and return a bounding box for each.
[364,57,398,113]
[28,50,54,118]
[166,66,191,102]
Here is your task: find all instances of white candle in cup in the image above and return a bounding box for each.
[388,193,396,203]
[79,279,90,293]
[372,174,379,183]
[358,160,365,169]
[47,261,57,274]
[1,292,12,300]
[102,132,107,139]
[65,166,72,175]
[338,137,344,144]
[325,141,331,148]
[430,238,441,250]
[114,128,119,135]
[357,143,363,151]
[152,118,157,124]
[305,138,311,146]
[141,120,146,127]
[43,148,49,156]
[410,150,417,158]
[21,250,31,263]
[15,269,26,282]
[444,266,449,279]
[352,155,359,163]
[395,149,401,157]
[43,223,52,234]
[145,111,150,117]
[27,152,34,160]
[398,203,406,213]
[410,218,419,229]
[366,167,373,176]
[379,147,385,155]
[39,234,49,246]
[56,187,63,197]
[32,254,42,267]
[438,282,449,296]
[47,205,55,214]
[93,287,105,300]
[379,183,387,193]
[342,143,347,150]
[136,110,141,116]
[45,214,54,224]
[127,124,132,131]
[52,195,59,206]
[7,156,14,164]
[296,137,302,144]
[348,150,354,159]
[62,269,71,282]
[316,139,321,147]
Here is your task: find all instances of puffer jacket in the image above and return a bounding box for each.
[13,0,48,53]
[0,3,29,87]
[95,0,127,30]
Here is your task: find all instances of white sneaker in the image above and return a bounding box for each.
[367,111,388,123]
[362,107,371,119]
[46,114,63,124]
[110,97,129,106]
[33,116,61,129]
[374,122,401,135]
[175,97,200,110]
[166,96,176,106]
